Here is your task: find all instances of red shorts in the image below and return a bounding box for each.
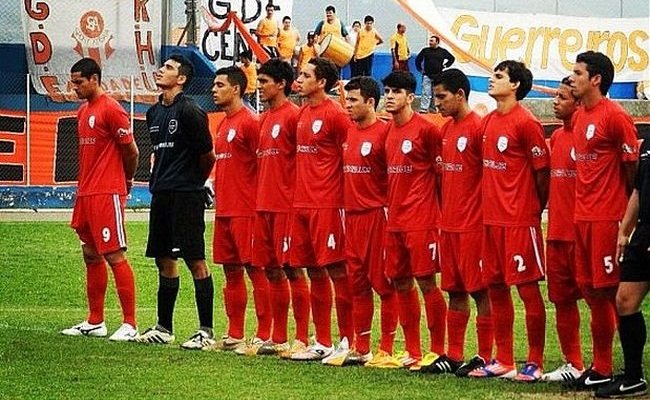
[289,208,345,267]
[574,221,619,289]
[546,240,582,303]
[71,194,127,255]
[482,225,545,286]
[252,212,290,268]
[213,216,254,265]
[385,229,439,280]
[440,230,485,293]
[345,208,393,296]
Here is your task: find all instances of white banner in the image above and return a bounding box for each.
[22,0,162,101]
[398,0,649,82]
[200,0,294,69]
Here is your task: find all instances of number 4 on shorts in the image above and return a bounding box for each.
[327,233,336,250]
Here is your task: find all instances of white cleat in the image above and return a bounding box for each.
[322,337,350,366]
[541,363,584,383]
[291,341,334,361]
[108,323,138,342]
[181,330,216,350]
[135,325,175,344]
[61,321,107,337]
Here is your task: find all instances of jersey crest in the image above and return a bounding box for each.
[457,136,467,152]
[360,141,372,156]
[227,128,236,142]
[497,136,508,152]
[401,139,412,154]
[586,123,595,140]
[312,120,323,134]
[271,124,281,139]
[169,119,178,135]
[88,115,95,129]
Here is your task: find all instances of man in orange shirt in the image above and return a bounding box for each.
[352,15,384,78]
[256,3,279,58]
[297,32,319,76]
[238,50,258,111]
[278,16,300,65]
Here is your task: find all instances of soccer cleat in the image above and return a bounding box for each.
[234,337,267,356]
[215,335,246,352]
[514,362,543,382]
[343,350,373,366]
[108,323,138,342]
[364,350,403,369]
[595,375,648,398]
[279,340,308,359]
[419,354,463,374]
[468,359,517,379]
[290,341,334,361]
[571,366,613,391]
[541,363,584,383]
[135,325,175,344]
[393,351,421,370]
[61,321,107,337]
[181,330,216,350]
[410,352,439,372]
[257,341,290,356]
[455,355,487,377]
[322,337,350,366]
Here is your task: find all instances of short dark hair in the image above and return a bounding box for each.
[325,5,335,13]
[352,20,361,27]
[559,76,578,99]
[266,3,274,10]
[381,71,417,94]
[239,50,253,61]
[308,57,339,92]
[494,60,533,101]
[430,35,440,43]
[364,15,374,23]
[70,58,102,84]
[345,76,381,110]
[433,68,471,101]
[168,54,194,87]
[215,66,248,98]
[259,58,295,96]
[576,50,614,95]
[396,23,403,30]
[282,16,291,22]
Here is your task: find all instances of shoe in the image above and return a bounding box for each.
[364,350,403,369]
[393,351,421,370]
[571,366,613,391]
[291,342,334,361]
[411,352,439,372]
[595,375,648,398]
[216,335,246,352]
[419,354,462,374]
[514,362,543,382]
[108,323,138,342]
[234,337,268,356]
[135,325,175,344]
[343,350,373,366]
[468,359,517,379]
[61,321,107,337]
[322,337,350,366]
[257,341,290,356]
[181,330,216,350]
[456,355,486,377]
[279,340,307,359]
[541,363,584,383]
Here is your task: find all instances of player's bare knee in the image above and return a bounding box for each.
[416,275,436,293]
[81,244,103,265]
[394,277,415,292]
[326,261,346,279]
[265,268,286,282]
[187,259,210,279]
[307,267,327,279]
[103,249,127,267]
[448,291,470,311]
[285,267,305,280]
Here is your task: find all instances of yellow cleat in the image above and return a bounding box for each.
[364,350,403,369]
[279,339,307,359]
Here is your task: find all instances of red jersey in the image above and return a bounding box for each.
[76,94,133,196]
[293,98,351,209]
[440,111,483,232]
[214,107,259,217]
[385,113,442,231]
[256,100,299,212]
[547,126,577,241]
[343,120,388,212]
[482,103,549,226]
[573,98,638,221]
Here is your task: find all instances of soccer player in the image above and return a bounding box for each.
[136,55,216,349]
[211,66,271,352]
[468,60,549,381]
[289,57,353,361]
[425,68,493,376]
[61,57,139,342]
[323,76,399,367]
[541,77,585,382]
[382,70,447,369]
[250,59,311,357]
[569,51,639,391]
[596,139,649,399]
[256,3,279,58]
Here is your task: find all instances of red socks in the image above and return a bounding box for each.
[555,301,584,370]
[86,261,108,324]
[310,273,333,347]
[110,259,137,327]
[476,315,494,362]
[398,288,422,359]
[269,276,290,344]
[331,274,354,343]
[247,267,272,341]
[423,287,447,355]
[584,292,617,375]
[379,292,398,354]
[447,309,470,362]
[517,282,546,367]
[488,286,515,365]
[223,268,247,339]
[353,290,374,355]
[289,274,310,344]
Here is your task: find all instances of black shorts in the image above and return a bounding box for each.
[146,191,206,261]
[621,224,650,282]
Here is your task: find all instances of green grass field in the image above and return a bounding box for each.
[1,221,648,399]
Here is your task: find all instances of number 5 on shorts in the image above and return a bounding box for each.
[603,255,614,274]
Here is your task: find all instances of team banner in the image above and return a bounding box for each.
[397,0,649,82]
[22,0,162,102]
[200,0,293,69]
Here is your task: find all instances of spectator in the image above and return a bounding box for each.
[314,5,349,44]
[415,35,455,113]
[298,32,319,74]
[239,50,258,111]
[389,23,410,72]
[278,16,301,66]
[351,15,384,77]
[256,3,279,58]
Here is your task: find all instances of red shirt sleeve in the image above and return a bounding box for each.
[521,117,549,171]
[609,110,639,163]
[107,101,133,145]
